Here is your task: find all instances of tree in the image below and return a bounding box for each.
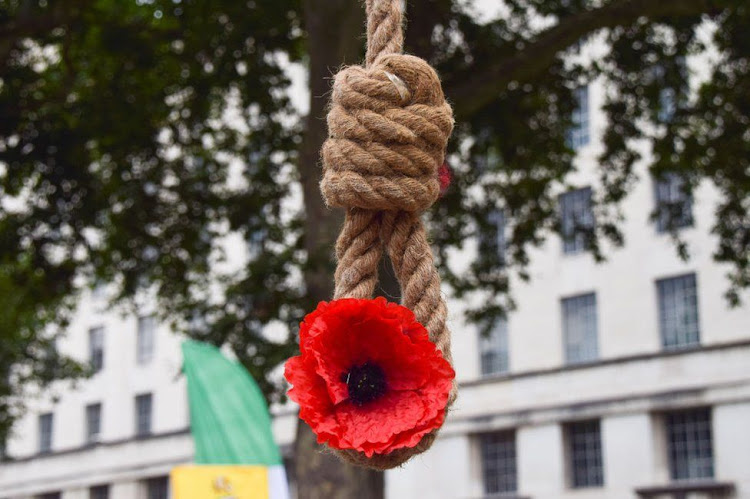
[0,261,87,457]
[1,0,748,495]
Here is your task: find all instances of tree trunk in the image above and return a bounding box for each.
[295,1,385,498]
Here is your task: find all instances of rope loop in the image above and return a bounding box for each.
[317,0,456,470]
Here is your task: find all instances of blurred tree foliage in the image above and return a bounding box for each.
[1,0,748,494]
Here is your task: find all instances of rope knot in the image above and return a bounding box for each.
[321,54,454,213]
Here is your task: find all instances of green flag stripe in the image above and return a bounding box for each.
[182,340,282,466]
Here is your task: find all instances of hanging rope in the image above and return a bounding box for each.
[319,0,456,469]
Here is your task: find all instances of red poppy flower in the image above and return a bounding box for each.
[284,297,455,457]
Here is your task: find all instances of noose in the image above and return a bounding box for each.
[319,0,456,469]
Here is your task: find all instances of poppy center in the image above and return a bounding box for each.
[342,361,387,406]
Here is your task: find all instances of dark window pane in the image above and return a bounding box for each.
[562,293,598,364]
[86,403,102,444]
[666,408,714,480]
[659,88,677,122]
[89,485,109,499]
[137,315,156,365]
[654,173,693,232]
[479,209,507,267]
[135,393,153,436]
[657,274,700,349]
[480,431,517,494]
[38,413,53,453]
[559,187,594,255]
[480,319,509,376]
[146,476,169,499]
[89,327,105,373]
[567,420,604,488]
[567,86,590,149]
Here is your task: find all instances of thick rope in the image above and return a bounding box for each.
[320,0,455,470]
[365,0,404,66]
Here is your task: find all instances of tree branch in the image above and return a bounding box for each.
[445,0,716,119]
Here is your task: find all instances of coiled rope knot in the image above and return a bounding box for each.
[321,54,454,213]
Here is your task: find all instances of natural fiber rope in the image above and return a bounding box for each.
[319,0,456,470]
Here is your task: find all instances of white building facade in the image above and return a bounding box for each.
[2,69,750,499]
[379,76,750,498]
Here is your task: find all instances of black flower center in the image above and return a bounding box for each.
[341,361,387,406]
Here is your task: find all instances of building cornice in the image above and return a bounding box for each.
[460,338,750,388]
[2,427,190,464]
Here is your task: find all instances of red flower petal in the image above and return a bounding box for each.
[284,297,455,457]
[284,355,330,415]
[334,391,427,456]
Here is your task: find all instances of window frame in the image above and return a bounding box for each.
[38,412,53,454]
[136,315,156,365]
[85,402,102,444]
[144,476,169,499]
[567,85,590,149]
[479,430,518,495]
[479,209,508,267]
[559,187,595,255]
[653,173,693,233]
[89,484,109,499]
[656,273,700,350]
[561,292,599,365]
[658,87,677,122]
[135,393,153,437]
[88,326,105,373]
[565,419,605,489]
[664,407,714,481]
[247,227,268,260]
[479,318,510,376]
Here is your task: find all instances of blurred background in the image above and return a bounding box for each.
[0,0,749,498]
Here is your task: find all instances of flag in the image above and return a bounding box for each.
[175,340,290,499]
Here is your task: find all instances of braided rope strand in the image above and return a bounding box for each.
[333,209,382,300]
[365,0,404,66]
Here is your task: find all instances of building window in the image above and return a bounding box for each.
[648,62,684,123]
[567,86,590,149]
[566,420,604,488]
[666,408,714,480]
[145,476,169,499]
[562,293,599,364]
[38,412,53,453]
[654,173,693,233]
[480,319,509,376]
[480,431,517,495]
[247,227,267,259]
[135,393,153,436]
[479,209,507,266]
[559,187,594,255]
[86,403,102,444]
[658,87,677,122]
[657,274,700,350]
[89,485,109,499]
[89,326,104,373]
[35,493,61,499]
[137,315,156,365]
